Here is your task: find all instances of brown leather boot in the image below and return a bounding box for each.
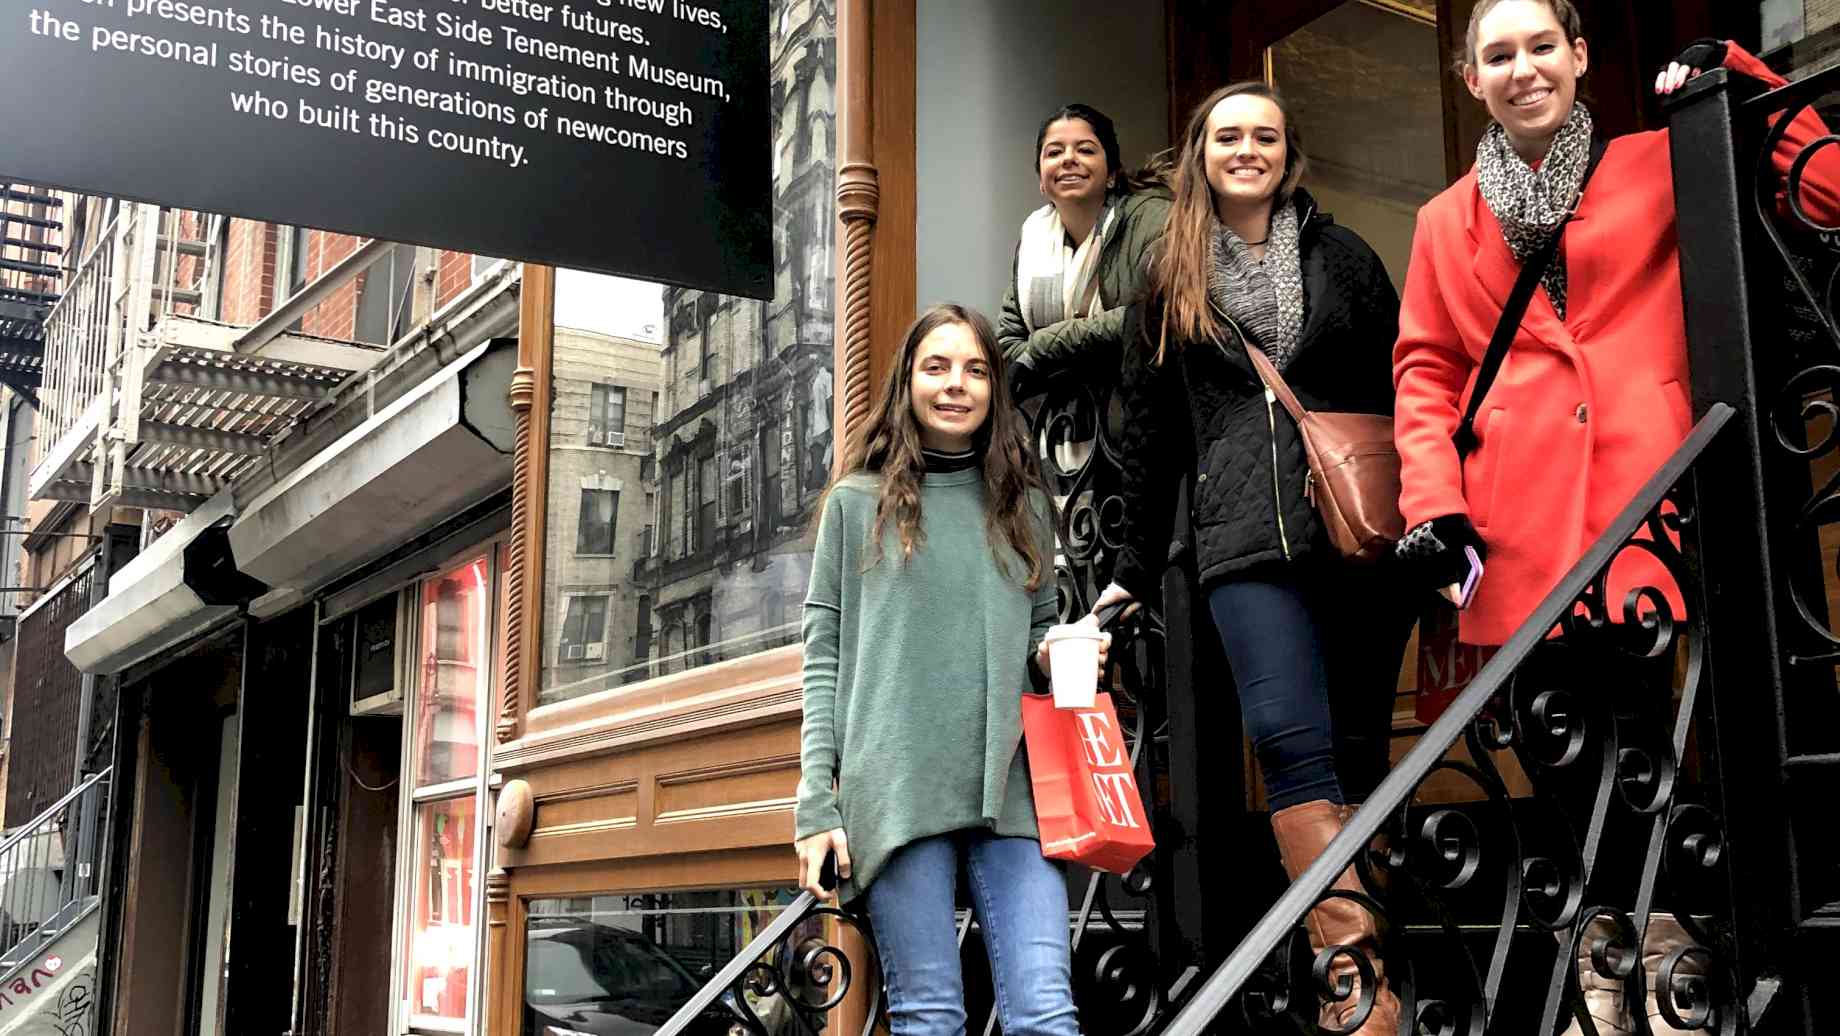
[1271,800,1401,1036]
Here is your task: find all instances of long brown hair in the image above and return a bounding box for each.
[1150,81,1308,360]
[822,304,1049,591]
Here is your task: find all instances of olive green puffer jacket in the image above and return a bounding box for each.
[997,188,1172,398]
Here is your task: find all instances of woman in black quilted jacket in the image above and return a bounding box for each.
[1089,82,1412,1036]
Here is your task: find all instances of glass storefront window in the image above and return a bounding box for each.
[407,795,478,1027]
[522,888,809,1036]
[395,544,501,1034]
[415,554,491,787]
[536,0,835,706]
[1268,0,1444,292]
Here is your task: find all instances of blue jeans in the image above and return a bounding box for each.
[864,831,1079,1036]
[1207,570,1411,813]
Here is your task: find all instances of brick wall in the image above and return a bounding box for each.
[219,220,277,325]
[437,250,475,309]
[302,233,362,341]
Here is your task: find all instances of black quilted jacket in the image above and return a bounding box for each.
[1111,192,1400,598]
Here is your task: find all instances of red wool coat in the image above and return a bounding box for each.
[1393,45,1837,645]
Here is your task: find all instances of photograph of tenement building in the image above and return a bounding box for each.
[635,0,835,681]
[538,326,660,705]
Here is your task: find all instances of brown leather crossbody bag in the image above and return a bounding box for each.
[1240,341,1403,562]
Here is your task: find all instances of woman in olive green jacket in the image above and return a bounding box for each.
[999,103,1171,399]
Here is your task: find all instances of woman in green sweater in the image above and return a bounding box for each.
[795,304,1101,1036]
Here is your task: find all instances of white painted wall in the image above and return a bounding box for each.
[916,1,1170,321]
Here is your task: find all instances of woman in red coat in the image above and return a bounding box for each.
[1393,3,1837,1033]
[1393,0,1838,648]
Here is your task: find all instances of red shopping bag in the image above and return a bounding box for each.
[1415,602,1497,724]
[1020,691,1155,875]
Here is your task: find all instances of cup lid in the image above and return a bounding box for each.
[1042,623,1107,644]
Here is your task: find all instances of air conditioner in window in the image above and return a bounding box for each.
[605,431,626,448]
[565,644,586,661]
[584,643,605,661]
[697,378,712,398]
[348,590,412,717]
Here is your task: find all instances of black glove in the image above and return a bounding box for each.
[1395,514,1487,592]
[1672,38,1728,74]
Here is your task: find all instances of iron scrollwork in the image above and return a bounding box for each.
[721,903,880,1036]
[1025,374,1192,1036]
[1160,408,1746,1036]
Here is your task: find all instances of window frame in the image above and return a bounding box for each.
[588,383,627,449]
[574,487,619,558]
[557,592,611,665]
[386,535,507,1036]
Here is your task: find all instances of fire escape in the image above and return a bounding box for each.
[0,184,64,406]
[27,201,391,515]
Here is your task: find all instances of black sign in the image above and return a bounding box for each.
[3,0,770,298]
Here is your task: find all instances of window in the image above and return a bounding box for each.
[664,463,685,559]
[396,548,499,1035]
[695,455,718,553]
[470,253,501,281]
[356,244,418,346]
[588,384,626,448]
[534,0,833,706]
[558,595,609,663]
[575,488,618,556]
[522,888,809,1036]
[761,420,782,533]
[287,225,309,299]
[286,225,310,331]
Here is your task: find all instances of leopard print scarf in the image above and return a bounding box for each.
[1474,103,1594,319]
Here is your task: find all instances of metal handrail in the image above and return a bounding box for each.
[1159,403,1735,1036]
[0,766,109,863]
[0,764,112,978]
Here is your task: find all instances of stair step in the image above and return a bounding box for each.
[151,286,202,307]
[1,237,61,254]
[156,236,208,258]
[0,286,59,306]
[0,189,61,208]
[0,212,61,232]
[0,258,59,278]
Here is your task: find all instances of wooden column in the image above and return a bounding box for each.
[827,0,912,1032]
[484,868,511,1036]
[500,265,554,745]
[833,0,915,461]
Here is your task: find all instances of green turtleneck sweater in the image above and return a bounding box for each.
[795,468,1059,902]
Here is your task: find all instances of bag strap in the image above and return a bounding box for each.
[1241,336,1308,424]
[1453,134,1608,458]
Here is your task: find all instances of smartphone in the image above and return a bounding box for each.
[1457,545,1484,610]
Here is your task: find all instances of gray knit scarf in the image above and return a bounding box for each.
[1208,204,1304,369]
[1474,103,1594,319]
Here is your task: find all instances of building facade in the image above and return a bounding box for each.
[4,2,1835,1036]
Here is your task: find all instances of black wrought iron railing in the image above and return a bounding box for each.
[1164,403,1740,1035]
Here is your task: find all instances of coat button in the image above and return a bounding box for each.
[1575,403,1589,423]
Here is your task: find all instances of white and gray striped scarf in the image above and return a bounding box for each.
[1207,204,1304,369]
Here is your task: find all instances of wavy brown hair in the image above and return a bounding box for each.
[822,304,1049,590]
[1150,81,1308,360]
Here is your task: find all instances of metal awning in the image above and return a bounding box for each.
[65,337,515,674]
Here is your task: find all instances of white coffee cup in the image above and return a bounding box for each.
[1042,623,1109,709]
